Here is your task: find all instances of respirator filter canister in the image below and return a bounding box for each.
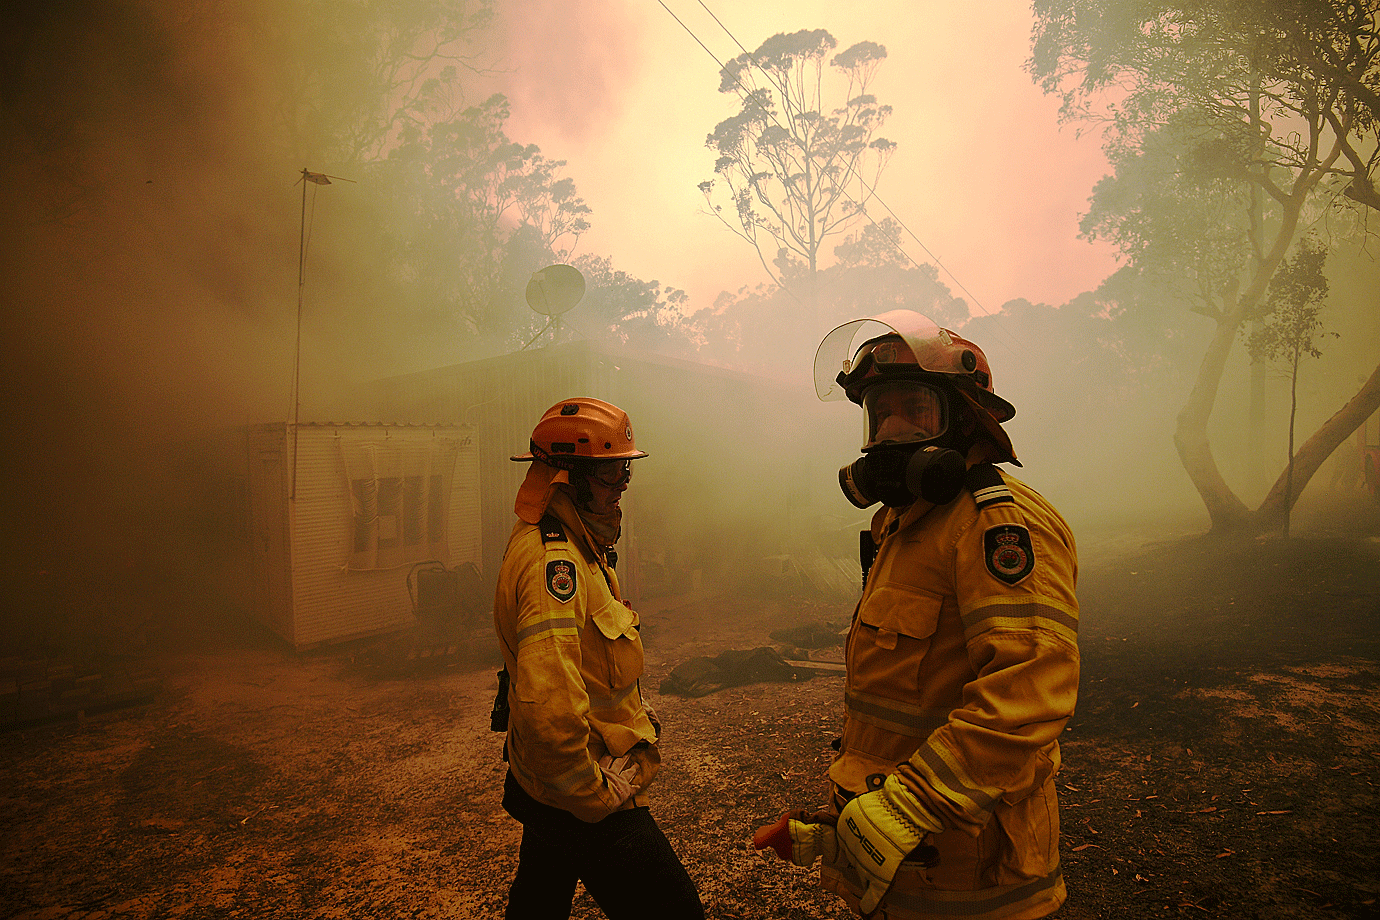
[838,445,966,509]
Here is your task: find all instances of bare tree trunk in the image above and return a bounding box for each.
[1257,359,1380,524]
[1283,351,1299,538]
[1175,177,1316,533]
[1174,307,1254,531]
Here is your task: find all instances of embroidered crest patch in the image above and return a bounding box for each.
[984,524,1035,585]
[546,559,577,603]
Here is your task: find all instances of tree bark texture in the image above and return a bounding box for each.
[1257,360,1380,524]
[1174,307,1255,531]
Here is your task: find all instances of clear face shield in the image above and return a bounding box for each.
[861,380,948,451]
[813,310,975,401]
[813,313,971,508]
[816,312,1018,507]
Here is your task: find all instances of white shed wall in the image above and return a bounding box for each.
[248,423,479,649]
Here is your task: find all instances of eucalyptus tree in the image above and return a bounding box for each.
[381,94,592,346]
[1030,0,1380,532]
[698,29,896,319]
[686,218,965,379]
[570,255,693,356]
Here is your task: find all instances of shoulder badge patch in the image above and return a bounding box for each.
[546,559,577,603]
[984,524,1035,585]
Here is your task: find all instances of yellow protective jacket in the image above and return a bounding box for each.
[494,489,661,823]
[821,465,1080,920]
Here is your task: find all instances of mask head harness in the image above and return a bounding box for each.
[813,311,1018,509]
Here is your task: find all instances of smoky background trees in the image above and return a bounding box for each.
[3,0,1378,608]
[688,9,1379,533]
[0,0,691,594]
[1028,0,1380,533]
[261,1,691,369]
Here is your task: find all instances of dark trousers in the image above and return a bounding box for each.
[502,770,704,920]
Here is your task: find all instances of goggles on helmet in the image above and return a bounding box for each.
[589,459,632,488]
[861,380,948,451]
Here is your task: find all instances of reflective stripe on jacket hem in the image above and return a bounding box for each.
[821,864,1065,919]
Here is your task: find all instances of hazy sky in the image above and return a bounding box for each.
[480,0,1121,315]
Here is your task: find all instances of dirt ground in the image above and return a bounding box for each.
[2,495,1379,920]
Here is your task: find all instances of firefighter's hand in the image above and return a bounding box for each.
[752,809,837,867]
[598,754,638,808]
[837,775,942,915]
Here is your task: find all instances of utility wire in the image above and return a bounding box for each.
[694,0,750,56]
[698,0,996,320]
[656,0,731,71]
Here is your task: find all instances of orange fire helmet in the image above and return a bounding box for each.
[511,397,649,471]
[815,310,1018,463]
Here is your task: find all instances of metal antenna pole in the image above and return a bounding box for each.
[291,168,309,500]
[287,168,351,498]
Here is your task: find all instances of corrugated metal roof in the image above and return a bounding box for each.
[251,420,473,430]
[370,339,797,393]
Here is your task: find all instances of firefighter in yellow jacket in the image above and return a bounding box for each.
[755,311,1080,920]
[494,397,703,920]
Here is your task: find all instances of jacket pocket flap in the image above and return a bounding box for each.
[591,600,636,640]
[857,583,943,641]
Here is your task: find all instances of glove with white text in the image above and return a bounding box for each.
[837,774,943,914]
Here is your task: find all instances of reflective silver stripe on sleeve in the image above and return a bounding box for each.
[545,757,604,796]
[517,615,579,648]
[912,743,999,815]
[884,868,1064,916]
[586,682,640,712]
[961,599,1078,645]
[845,687,950,739]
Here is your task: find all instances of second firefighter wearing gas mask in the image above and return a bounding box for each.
[838,377,967,509]
[816,314,1020,511]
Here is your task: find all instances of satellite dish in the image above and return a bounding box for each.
[525,264,586,316]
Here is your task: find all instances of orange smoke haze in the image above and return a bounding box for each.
[0,0,1127,580]
[479,0,1120,315]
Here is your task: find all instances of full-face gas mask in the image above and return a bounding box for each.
[835,379,966,508]
[814,311,1019,510]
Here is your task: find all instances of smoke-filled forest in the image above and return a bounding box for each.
[2,1,1379,918]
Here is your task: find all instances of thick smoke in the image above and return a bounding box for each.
[0,2,307,620]
[0,0,648,641]
[486,0,644,143]
[3,0,1374,655]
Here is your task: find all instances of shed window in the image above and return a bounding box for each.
[342,439,458,570]
[403,476,424,546]
[427,474,444,544]
[375,478,402,548]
